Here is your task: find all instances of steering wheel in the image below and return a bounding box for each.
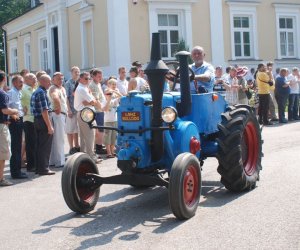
[165,61,195,91]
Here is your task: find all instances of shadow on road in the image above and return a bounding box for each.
[32,180,249,249]
[200,180,249,207]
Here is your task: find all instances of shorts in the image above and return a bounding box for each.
[65,114,78,134]
[0,124,11,160]
[103,121,117,145]
[95,112,104,132]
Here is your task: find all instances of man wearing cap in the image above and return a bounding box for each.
[190,46,215,93]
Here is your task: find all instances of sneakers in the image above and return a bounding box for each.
[0,178,13,186]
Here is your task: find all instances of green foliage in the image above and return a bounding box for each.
[0,0,31,70]
[175,38,193,64]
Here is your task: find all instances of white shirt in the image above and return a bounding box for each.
[8,87,24,117]
[136,77,147,91]
[104,98,119,122]
[117,78,128,95]
[74,83,95,111]
[287,74,299,94]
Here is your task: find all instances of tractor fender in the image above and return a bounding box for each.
[172,120,200,158]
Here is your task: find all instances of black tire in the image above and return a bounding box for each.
[169,153,201,220]
[61,153,100,214]
[216,106,262,192]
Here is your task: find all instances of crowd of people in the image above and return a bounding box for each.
[0,46,300,186]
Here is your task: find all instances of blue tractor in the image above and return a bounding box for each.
[61,33,262,220]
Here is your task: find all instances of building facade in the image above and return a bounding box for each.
[2,0,300,78]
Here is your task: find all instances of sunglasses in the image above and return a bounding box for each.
[84,77,91,80]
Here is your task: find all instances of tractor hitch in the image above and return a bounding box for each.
[78,173,169,190]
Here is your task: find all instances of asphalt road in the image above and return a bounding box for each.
[0,121,300,250]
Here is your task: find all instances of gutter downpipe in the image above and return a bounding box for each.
[1,28,9,83]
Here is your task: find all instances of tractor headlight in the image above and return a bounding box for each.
[161,107,177,124]
[80,107,95,123]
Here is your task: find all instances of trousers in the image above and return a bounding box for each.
[258,94,270,124]
[275,93,289,122]
[34,116,53,173]
[8,117,23,177]
[49,113,66,167]
[77,112,95,158]
[288,94,299,120]
[23,121,36,170]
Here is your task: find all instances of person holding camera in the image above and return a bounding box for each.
[213,66,226,95]
[275,68,290,123]
[102,78,121,158]
[256,63,274,125]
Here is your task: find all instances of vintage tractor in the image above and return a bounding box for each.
[61,33,262,220]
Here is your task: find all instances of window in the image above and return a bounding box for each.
[274,4,300,60]
[79,6,95,69]
[24,42,31,71]
[82,20,93,68]
[158,14,180,59]
[40,38,48,71]
[11,48,18,73]
[279,17,295,58]
[146,1,194,61]
[31,0,37,8]
[227,1,259,60]
[233,16,251,58]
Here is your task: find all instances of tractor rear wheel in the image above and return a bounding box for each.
[169,153,201,220]
[61,153,100,214]
[216,106,262,192]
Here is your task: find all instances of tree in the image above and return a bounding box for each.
[0,0,31,70]
[175,38,193,64]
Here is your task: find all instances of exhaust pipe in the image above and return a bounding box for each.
[176,51,192,117]
[144,33,169,162]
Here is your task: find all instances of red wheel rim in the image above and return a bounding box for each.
[76,162,96,203]
[243,122,258,176]
[183,165,199,206]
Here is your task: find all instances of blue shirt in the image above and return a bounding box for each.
[190,62,215,93]
[7,87,24,117]
[30,86,51,117]
[0,89,9,123]
[275,76,290,96]
[64,78,76,114]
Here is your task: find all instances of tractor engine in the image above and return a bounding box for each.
[117,92,153,173]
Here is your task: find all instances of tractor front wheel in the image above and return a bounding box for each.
[61,153,100,214]
[169,153,201,220]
